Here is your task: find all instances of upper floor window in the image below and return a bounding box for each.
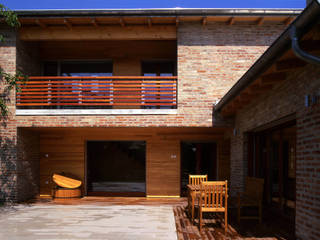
[43,61,113,76]
[142,60,175,77]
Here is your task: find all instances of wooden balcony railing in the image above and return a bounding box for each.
[16,76,177,109]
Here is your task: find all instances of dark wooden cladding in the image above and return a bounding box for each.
[16,76,177,108]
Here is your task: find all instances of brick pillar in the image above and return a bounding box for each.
[0,25,18,202]
[296,104,320,239]
[229,129,246,196]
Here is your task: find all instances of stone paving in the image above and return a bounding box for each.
[0,204,177,240]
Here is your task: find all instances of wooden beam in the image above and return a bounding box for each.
[276,58,307,71]
[284,17,294,26]
[202,17,207,26]
[120,17,125,27]
[147,18,152,28]
[91,18,98,27]
[176,17,179,27]
[228,17,235,25]
[19,25,177,41]
[35,19,46,28]
[248,83,274,93]
[63,19,72,30]
[260,72,286,84]
[257,17,264,26]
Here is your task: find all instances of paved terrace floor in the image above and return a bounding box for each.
[0,197,295,240]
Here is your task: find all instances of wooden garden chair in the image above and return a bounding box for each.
[187,174,207,221]
[198,181,228,232]
[237,177,264,223]
[189,174,208,186]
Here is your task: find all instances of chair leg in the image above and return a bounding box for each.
[191,194,195,223]
[199,209,203,232]
[225,210,228,233]
[187,194,191,217]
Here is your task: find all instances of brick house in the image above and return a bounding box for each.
[0,0,318,239]
[214,0,320,239]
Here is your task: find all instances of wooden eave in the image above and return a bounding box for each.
[17,15,298,28]
[214,0,320,118]
[219,33,320,117]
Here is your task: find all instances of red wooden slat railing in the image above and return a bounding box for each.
[16,76,177,108]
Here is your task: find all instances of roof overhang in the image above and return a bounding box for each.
[14,8,302,28]
[15,8,302,17]
[214,0,320,117]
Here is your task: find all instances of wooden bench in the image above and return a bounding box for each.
[237,177,264,223]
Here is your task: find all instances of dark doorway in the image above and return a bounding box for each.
[180,142,217,196]
[247,121,296,232]
[86,141,146,196]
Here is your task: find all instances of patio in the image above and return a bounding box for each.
[0,197,295,240]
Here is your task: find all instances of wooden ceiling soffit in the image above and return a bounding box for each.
[91,18,99,27]
[276,58,307,71]
[259,72,286,84]
[19,25,177,41]
[19,15,295,28]
[35,19,46,28]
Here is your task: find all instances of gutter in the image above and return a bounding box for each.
[214,0,320,114]
[14,8,302,18]
[290,25,320,65]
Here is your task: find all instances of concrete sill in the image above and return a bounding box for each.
[16,109,178,116]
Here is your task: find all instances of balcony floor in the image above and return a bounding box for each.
[0,197,295,240]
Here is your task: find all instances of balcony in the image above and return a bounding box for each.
[16,76,177,115]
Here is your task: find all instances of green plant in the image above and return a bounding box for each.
[0,4,27,119]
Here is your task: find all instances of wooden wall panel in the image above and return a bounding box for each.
[39,135,84,195]
[146,140,180,196]
[37,127,229,196]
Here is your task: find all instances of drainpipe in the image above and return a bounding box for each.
[290,25,320,65]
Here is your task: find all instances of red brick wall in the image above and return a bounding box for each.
[178,23,286,126]
[16,40,41,75]
[230,64,320,239]
[17,128,40,201]
[0,25,18,202]
[296,104,320,240]
[13,23,286,128]
[1,22,286,201]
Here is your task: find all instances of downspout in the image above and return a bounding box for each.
[290,25,320,65]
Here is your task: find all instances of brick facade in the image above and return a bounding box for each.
[11,23,285,129]
[229,64,320,239]
[296,104,320,240]
[16,128,40,201]
[0,25,18,202]
[0,21,286,202]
